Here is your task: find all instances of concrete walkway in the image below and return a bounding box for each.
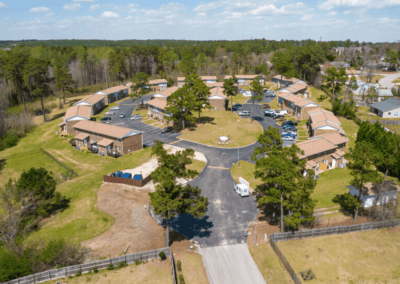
[198,244,266,284]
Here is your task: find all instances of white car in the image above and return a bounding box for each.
[239,110,251,116]
[276,109,288,116]
[130,114,142,120]
[119,113,125,118]
[282,131,297,136]
[110,106,120,110]
[234,178,250,197]
[242,91,252,97]
[281,136,294,141]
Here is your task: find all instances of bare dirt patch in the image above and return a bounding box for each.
[81,182,165,258]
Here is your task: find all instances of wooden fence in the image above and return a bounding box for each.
[3,247,177,284]
[355,116,400,125]
[103,174,152,187]
[269,219,400,283]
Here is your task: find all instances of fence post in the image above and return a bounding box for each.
[65,267,67,278]
[33,274,36,284]
[49,271,51,280]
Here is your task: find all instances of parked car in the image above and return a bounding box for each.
[264,109,276,116]
[161,126,173,134]
[233,103,242,107]
[239,110,251,116]
[259,104,271,109]
[119,113,125,118]
[282,131,297,136]
[281,136,294,141]
[110,106,120,110]
[275,110,288,116]
[283,123,297,129]
[283,126,297,132]
[273,114,285,119]
[100,116,111,121]
[131,114,142,120]
[233,105,242,111]
[282,120,298,127]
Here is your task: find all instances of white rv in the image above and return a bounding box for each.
[234,177,250,197]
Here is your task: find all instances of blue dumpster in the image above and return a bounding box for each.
[133,174,143,181]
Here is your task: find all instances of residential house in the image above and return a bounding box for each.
[331,47,363,56]
[224,75,265,86]
[296,137,346,173]
[148,79,168,92]
[206,82,225,89]
[348,180,399,208]
[151,86,179,100]
[310,132,348,152]
[146,98,173,125]
[277,93,319,119]
[58,105,93,135]
[73,94,105,115]
[273,75,290,87]
[73,120,143,156]
[208,88,227,110]
[369,98,400,118]
[281,81,308,96]
[177,76,217,87]
[308,108,343,136]
[294,99,320,120]
[330,61,350,68]
[95,85,129,104]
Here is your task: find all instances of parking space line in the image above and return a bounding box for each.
[207,166,230,170]
[169,140,181,145]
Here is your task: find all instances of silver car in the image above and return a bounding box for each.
[130,114,142,120]
[119,113,125,118]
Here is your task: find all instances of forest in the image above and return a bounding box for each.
[0,38,397,150]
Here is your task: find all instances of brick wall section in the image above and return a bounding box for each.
[92,99,106,115]
[297,106,319,120]
[104,90,128,104]
[103,174,152,187]
[148,108,173,125]
[122,133,143,155]
[209,98,227,111]
[66,120,83,135]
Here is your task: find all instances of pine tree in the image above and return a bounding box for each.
[53,55,74,108]
[223,75,238,113]
[184,74,211,123]
[249,78,263,122]
[323,67,347,111]
[149,141,208,247]
[166,83,197,130]
[130,72,150,106]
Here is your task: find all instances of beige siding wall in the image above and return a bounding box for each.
[297,106,319,120]
[382,107,400,118]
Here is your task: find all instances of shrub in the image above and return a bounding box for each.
[107,263,114,270]
[118,261,127,268]
[179,274,185,284]
[159,251,166,260]
[177,260,182,271]
[75,270,82,276]
[135,259,141,265]
[93,267,98,273]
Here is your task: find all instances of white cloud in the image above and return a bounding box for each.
[101,11,119,18]
[319,0,400,10]
[300,14,313,20]
[63,3,82,11]
[73,0,96,2]
[89,4,100,10]
[326,11,337,16]
[251,2,307,15]
[126,16,133,19]
[45,12,54,16]
[193,1,220,12]
[130,8,138,13]
[197,12,207,17]
[0,2,7,8]
[30,7,50,13]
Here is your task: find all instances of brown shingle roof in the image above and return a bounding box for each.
[207,82,224,88]
[75,94,105,105]
[285,86,298,93]
[96,85,128,95]
[200,76,217,80]
[310,112,341,125]
[285,95,306,103]
[225,75,263,79]
[97,138,114,147]
[147,98,167,110]
[277,92,293,98]
[177,77,185,82]
[306,160,317,169]
[308,107,333,116]
[335,149,345,157]
[318,133,348,145]
[156,87,179,98]
[75,132,90,140]
[296,100,318,107]
[149,79,168,85]
[73,120,141,139]
[64,105,92,121]
[209,88,227,99]
[273,75,287,79]
[311,120,341,130]
[296,139,337,157]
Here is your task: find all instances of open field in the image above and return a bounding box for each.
[43,259,173,284]
[385,124,400,134]
[0,117,154,245]
[174,252,209,284]
[338,117,359,150]
[228,93,251,107]
[308,87,332,110]
[250,244,293,284]
[179,110,263,147]
[231,160,261,190]
[278,227,400,283]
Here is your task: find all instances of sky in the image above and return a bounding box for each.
[0,0,399,42]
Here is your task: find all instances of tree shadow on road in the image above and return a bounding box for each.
[164,213,214,241]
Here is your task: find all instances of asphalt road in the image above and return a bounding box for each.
[198,244,266,284]
[110,94,295,248]
[378,72,400,90]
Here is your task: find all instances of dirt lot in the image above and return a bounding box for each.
[81,182,165,258]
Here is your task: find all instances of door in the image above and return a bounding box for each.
[332,159,336,168]
[83,139,87,146]
[107,145,111,152]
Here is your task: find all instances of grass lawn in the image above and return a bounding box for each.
[393,78,400,84]
[0,117,154,245]
[308,87,332,111]
[278,228,400,283]
[338,117,359,150]
[133,108,165,129]
[187,159,207,176]
[385,124,400,134]
[297,137,309,141]
[231,161,261,190]
[250,244,292,284]
[179,111,263,147]
[359,75,385,83]
[174,252,209,284]
[298,130,308,137]
[43,260,173,284]
[228,93,250,107]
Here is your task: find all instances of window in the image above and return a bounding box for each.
[388,112,391,115]
[118,146,121,152]
[395,112,399,116]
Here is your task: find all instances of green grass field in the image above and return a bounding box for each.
[231,161,261,190]
[179,111,263,147]
[356,106,400,121]
[228,93,250,107]
[0,117,154,245]
[278,228,400,283]
[338,117,359,151]
[385,124,400,134]
[308,87,332,111]
[359,75,384,83]
[298,130,308,137]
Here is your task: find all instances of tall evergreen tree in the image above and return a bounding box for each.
[184,74,211,123]
[149,141,208,247]
[166,83,197,130]
[223,75,238,113]
[130,72,150,106]
[179,49,196,76]
[53,56,74,108]
[108,48,126,84]
[323,67,347,111]
[249,78,263,122]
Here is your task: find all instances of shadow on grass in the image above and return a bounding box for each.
[50,112,66,122]
[0,158,6,176]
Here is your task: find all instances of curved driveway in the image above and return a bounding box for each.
[378,72,400,89]
[113,96,288,248]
